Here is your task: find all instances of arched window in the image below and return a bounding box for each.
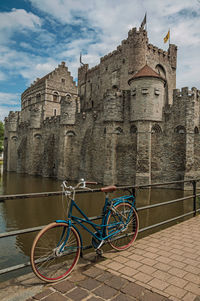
[155,64,166,79]
[194,127,199,134]
[174,125,186,134]
[53,92,59,102]
[66,131,76,137]
[11,136,18,141]
[151,124,162,134]
[130,125,137,134]
[34,134,42,139]
[66,93,72,102]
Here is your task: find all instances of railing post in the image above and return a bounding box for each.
[192,180,197,216]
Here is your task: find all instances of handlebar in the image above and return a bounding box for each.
[62,179,98,194]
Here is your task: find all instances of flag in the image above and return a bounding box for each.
[164,30,170,43]
[140,13,146,29]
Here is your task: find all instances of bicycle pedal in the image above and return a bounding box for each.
[96,249,103,256]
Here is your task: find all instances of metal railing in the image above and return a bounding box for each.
[0,178,200,276]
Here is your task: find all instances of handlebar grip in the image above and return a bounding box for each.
[85,181,98,185]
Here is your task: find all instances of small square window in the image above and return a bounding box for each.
[155,88,160,95]
[142,88,148,95]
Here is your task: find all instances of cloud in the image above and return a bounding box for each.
[1,0,200,123]
[20,60,59,85]
[0,92,20,106]
[28,0,200,71]
[0,93,21,121]
[0,8,41,29]
[0,8,42,44]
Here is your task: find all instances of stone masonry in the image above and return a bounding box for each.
[3,26,200,187]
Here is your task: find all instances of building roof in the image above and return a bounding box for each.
[21,62,67,97]
[128,64,165,85]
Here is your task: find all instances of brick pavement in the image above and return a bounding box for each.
[22,215,200,301]
[97,215,200,301]
[25,266,170,301]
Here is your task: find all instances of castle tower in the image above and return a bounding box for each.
[128,64,166,122]
[4,111,20,171]
[125,27,148,75]
[128,64,166,185]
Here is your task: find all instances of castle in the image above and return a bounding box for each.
[4,26,200,188]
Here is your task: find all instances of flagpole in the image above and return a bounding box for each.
[169,28,170,45]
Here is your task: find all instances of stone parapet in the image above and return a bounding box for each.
[173,87,200,101]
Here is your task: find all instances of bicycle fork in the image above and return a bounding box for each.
[55,220,83,257]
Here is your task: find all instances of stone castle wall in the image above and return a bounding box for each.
[3,27,200,187]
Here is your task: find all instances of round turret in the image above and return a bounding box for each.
[128,65,166,122]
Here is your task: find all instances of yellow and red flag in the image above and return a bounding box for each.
[164,30,170,43]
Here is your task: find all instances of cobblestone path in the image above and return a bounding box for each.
[97,215,200,301]
[1,216,200,301]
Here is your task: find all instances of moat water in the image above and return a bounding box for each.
[0,165,195,282]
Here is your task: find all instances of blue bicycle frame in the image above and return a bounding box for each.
[56,193,136,252]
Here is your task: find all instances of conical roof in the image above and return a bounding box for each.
[128,64,165,85]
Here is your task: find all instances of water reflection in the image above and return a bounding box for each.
[0,171,195,282]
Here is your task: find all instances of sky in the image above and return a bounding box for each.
[0,0,200,121]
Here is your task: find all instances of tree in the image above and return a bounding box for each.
[0,121,4,153]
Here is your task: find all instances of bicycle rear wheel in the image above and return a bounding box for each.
[106,202,139,251]
[31,222,81,282]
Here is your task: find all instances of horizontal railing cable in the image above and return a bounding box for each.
[137,194,197,211]
[138,211,194,233]
[0,178,200,276]
[0,209,196,276]
[0,215,102,239]
[1,178,200,202]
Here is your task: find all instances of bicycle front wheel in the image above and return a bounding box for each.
[106,202,139,251]
[31,222,81,282]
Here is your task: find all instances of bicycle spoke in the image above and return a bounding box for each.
[31,223,81,282]
[106,203,139,250]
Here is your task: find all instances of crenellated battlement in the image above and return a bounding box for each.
[173,87,200,101]
[100,28,147,63]
[148,44,168,57]
[128,26,147,36]
[127,27,148,44]
[43,115,60,126]
[147,43,177,68]
[100,47,122,63]
[87,64,100,74]
[18,120,30,128]
[5,111,20,124]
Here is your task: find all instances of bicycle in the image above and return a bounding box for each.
[30,179,139,282]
